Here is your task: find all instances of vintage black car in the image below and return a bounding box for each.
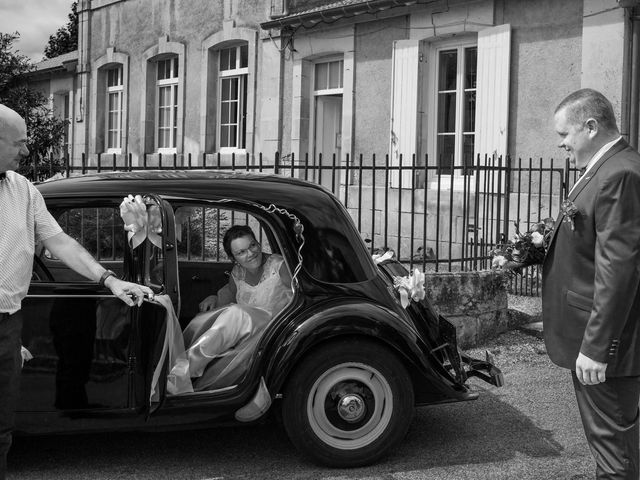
[18,170,502,467]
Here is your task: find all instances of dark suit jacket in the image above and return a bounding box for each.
[542,139,640,376]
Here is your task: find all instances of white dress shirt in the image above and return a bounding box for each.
[569,136,622,196]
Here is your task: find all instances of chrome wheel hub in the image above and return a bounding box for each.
[337,394,366,423]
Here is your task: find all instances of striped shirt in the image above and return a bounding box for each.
[0,171,62,313]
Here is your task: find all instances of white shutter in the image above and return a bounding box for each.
[475,24,511,163]
[390,40,420,188]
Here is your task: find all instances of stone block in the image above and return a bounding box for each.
[425,270,509,347]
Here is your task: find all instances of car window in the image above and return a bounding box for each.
[34,206,126,283]
[175,206,272,262]
[172,205,277,323]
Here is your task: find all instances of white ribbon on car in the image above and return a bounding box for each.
[119,194,163,249]
[393,269,426,308]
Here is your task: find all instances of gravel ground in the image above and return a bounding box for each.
[507,293,542,319]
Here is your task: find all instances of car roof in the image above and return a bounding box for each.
[38,169,378,284]
[37,169,330,206]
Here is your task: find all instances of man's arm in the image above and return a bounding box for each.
[41,232,154,306]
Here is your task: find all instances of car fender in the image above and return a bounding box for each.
[264,299,464,400]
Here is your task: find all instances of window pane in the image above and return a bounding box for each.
[158,108,167,129]
[221,102,230,123]
[229,47,237,69]
[173,124,177,149]
[241,76,247,148]
[437,135,455,174]
[108,92,117,111]
[107,67,122,87]
[158,86,168,109]
[158,129,168,149]
[240,44,248,68]
[464,91,476,132]
[158,59,167,80]
[220,48,230,71]
[315,63,328,90]
[465,47,477,89]
[438,50,457,91]
[172,58,178,78]
[229,101,238,123]
[438,92,456,133]
[229,78,238,99]
[221,78,230,101]
[108,130,117,149]
[220,125,229,148]
[228,125,237,147]
[463,134,475,170]
[328,61,342,89]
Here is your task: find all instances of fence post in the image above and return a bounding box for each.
[564,157,571,198]
[502,155,512,244]
[274,152,280,175]
[495,155,504,245]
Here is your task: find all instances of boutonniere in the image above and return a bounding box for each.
[560,199,579,231]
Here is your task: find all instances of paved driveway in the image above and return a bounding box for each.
[8,330,593,480]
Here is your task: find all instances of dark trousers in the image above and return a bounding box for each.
[0,311,22,480]
[572,371,640,479]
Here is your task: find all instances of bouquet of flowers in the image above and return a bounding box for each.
[490,218,554,272]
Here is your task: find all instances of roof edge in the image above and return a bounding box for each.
[260,0,426,30]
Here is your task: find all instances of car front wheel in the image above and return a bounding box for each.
[282,339,414,467]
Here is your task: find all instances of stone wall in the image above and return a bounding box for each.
[426,270,510,348]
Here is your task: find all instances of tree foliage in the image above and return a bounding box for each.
[44,2,79,59]
[0,32,67,179]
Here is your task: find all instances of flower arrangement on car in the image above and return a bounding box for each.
[372,249,426,308]
[490,218,555,272]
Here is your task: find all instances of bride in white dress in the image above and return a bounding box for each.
[171,225,292,391]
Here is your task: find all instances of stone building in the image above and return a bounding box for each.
[31,0,640,257]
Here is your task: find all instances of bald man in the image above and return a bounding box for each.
[0,105,154,479]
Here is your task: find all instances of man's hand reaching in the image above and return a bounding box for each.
[105,276,154,307]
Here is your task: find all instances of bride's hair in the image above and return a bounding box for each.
[223,225,257,259]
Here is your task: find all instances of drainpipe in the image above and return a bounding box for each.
[75,0,91,166]
[629,11,640,148]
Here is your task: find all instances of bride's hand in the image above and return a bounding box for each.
[199,295,218,312]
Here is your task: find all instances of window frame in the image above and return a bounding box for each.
[310,56,345,165]
[155,57,179,154]
[105,66,124,153]
[217,44,248,153]
[427,38,478,181]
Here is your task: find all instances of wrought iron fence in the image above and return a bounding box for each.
[30,152,580,296]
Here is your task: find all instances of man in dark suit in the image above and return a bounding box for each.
[543,88,640,479]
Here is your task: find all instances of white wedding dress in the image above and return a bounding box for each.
[169,254,292,393]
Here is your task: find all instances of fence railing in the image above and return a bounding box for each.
[30,152,580,296]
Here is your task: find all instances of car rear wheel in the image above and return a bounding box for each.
[282,339,414,467]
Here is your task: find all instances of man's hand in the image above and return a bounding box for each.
[199,295,218,312]
[105,276,154,307]
[576,352,607,385]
